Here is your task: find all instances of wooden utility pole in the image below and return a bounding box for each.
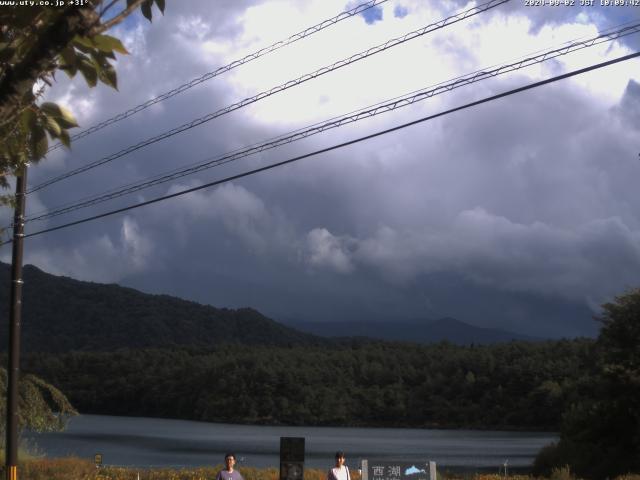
[5,165,27,480]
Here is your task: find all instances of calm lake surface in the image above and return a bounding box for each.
[25,414,556,470]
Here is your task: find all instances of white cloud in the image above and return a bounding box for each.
[149,181,296,256]
[23,217,153,283]
[304,209,640,308]
[121,216,153,269]
[13,0,640,335]
[306,228,354,274]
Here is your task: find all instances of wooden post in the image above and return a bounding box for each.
[5,165,27,480]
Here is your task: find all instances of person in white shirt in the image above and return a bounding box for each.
[327,451,350,480]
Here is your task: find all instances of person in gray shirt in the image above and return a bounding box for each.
[216,453,244,480]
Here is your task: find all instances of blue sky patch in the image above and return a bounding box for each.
[394,5,409,18]
[361,5,383,24]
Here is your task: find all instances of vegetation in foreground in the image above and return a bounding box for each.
[533,288,640,479]
[0,368,77,436]
[0,1,164,208]
[16,288,640,479]
[2,458,640,480]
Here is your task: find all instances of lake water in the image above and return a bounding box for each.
[25,414,556,471]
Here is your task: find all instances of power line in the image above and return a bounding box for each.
[7,50,638,245]
[24,21,640,224]
[45,0,391,153]
[29,0,509,193]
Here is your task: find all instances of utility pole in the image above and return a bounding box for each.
[5,165,27,480]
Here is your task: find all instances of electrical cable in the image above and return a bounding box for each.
[24,21,640,224]
[4,50,637,245]
[45,0,392,153]
[29,0,509,193]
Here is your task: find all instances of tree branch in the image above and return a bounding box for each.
[90,0,148,36]
[99,0,121,19]
[0,5,99,128]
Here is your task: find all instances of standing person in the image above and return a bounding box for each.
[216,453,244,480]
[328,451,351,480]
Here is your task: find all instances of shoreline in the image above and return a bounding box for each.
[57,411,561,435]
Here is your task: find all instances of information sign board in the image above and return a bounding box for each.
[361,460,436,480]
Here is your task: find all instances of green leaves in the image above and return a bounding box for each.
[141,0,153,21]
[10,102,81,163]
[39,102,79,153]
[59,46,78,77]
[95,34,129,55]
[66,34,129,90]
[20,108,37,132]
[74,34,128,55]
[140,0,166,22]
[30,123,48,160]
[0,368,78,435]
[78,57,98,87]
[0,6,40,29]
[40,102,78,128]
[1,1,163,186]
[58,129,71,148]
[40,102,79,129]
[45,116,62,137]
[99,62,118,90]
[0,43,16,63]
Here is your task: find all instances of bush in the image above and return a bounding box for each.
[548,466,576,480]
[533,443,567,477]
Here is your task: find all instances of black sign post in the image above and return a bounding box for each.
[279,437,305,480]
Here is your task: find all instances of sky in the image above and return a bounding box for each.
[2,0,640,338]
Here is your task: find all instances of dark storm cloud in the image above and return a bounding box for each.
[9,0,640,339]
[617,79,640,126]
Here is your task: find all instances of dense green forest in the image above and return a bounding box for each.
[8,262,639,478]
[2,260,637,478]
[0,262,597,431]
[22,339,594,430]
[0,263,535,351]
[0,263,322,352]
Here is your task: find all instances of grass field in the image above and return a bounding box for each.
[1,458,639,480]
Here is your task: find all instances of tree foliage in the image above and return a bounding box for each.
[0,0,165,206]
[0,263,322,353]
[0,0,165,439]
[23,338,595,431]
[0,367,77,438]
[534,288,640,479]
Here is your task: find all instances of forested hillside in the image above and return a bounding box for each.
[0,262,600,431]
[23,339,595,430]
[0,263,321,351]
[0,263,545,351]
[285,317,538,344]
